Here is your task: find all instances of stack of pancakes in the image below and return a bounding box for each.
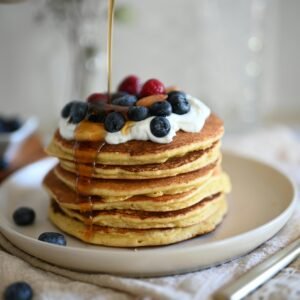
[44,113,231,247]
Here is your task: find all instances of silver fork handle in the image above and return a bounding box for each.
[213,238,300,300]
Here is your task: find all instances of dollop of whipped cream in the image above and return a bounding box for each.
[59,95,210,144]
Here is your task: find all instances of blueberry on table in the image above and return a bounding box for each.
[87,105,106,123]
[13,207,35,226]
[104,112,125,133]
[127,106,149,121]
[150,116,171,137]
[3,281,33,300]
[69,102,88,124]
[167,91,190,115]
[149,101,172,117]
[112,94,137,106]
[38,232,67,246]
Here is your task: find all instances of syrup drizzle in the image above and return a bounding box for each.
[72,0,115,239]
[107,0,115,102]
[73,138,107,240]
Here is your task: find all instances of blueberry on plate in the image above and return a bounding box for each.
[127,106,149,121]
[104,112,125,133]
[38,232,67,246]
[69,101,88,124]
[86,105,106,123]
[149,101,172,117]
[13,207,35,226]
[111,94,137,106]
[167,91,190,115]
[150,116,171,137]
[3,281,33,300]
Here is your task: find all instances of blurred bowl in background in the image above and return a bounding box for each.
[0,117,38,166]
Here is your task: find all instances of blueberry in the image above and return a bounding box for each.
[3,281,33,300]
[69,101,88,124]
[111,94,137,106]
[0,118,6,133]
[4,118,22,132]
[111,92,128,100]
[168,91,187,99]
[86,105,106,123]
[0,117,21,133]
[127,106,149,121]
[61,101,76,118]
[13,207,35,226]
[167,91,190,115]
[149,101,172,117]
[104,112,125,133]
[150,117,171,137]
[38,232,67,246]
[0,158,8,170]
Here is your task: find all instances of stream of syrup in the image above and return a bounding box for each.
[72,0,115,240]
[107,0,115,101]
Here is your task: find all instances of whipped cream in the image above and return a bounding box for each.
[59,95,211,144]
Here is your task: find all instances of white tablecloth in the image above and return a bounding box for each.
[1,125,299,300]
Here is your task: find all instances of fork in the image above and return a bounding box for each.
[213,237,300,300]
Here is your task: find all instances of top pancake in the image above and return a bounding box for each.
[46,113,223,165]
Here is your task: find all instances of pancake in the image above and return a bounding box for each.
[59,141,221,179]
[44,169,231,212]
[57,193,223,229]
[54,161,219,199]
[46,114,223,165]
[49,196,228,247]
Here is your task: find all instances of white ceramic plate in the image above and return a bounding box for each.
[0,152,296,277]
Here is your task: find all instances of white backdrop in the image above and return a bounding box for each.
[0,0,299,133]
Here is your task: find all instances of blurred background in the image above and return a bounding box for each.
[0,0,299,135]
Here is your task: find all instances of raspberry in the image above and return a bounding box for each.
[118,75,142,95]
[87,93,108,103]
[140,79,165,98]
